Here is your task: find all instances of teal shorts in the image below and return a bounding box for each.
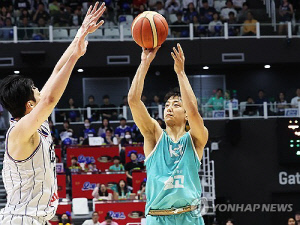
[146,212,205,225]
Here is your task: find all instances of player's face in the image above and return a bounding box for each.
[164,97,187,126]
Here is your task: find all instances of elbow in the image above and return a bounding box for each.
[128,95,139,106]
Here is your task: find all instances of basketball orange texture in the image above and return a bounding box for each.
[131,11,169,49]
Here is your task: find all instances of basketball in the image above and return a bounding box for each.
[131,11,169,49]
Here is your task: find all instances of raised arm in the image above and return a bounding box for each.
[128,47,162,156]
[10,3,106,160]
[171,43,208,159]
[41,2,106,96]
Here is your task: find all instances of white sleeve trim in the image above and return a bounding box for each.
[144,131,164,162]
[188,131,202,165]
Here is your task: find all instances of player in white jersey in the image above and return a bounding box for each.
[0,2,106,224]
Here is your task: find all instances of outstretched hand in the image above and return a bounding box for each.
[81,2,106,35]
[73,2,106,58]
[141,46,161,66]
[171,43,185,75]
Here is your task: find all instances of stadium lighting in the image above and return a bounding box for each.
[14,71,20,74]
[77,69,84,72]
[203,66,209,70]
[264,65,271,69]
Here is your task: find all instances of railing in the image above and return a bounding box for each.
[44,102,300,125]
[1,22,300,43]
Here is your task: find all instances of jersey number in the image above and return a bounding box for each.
[164,175,184,190]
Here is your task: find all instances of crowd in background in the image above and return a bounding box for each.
[0,0,296,40]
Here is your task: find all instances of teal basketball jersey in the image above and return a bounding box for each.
[145,130,202,216]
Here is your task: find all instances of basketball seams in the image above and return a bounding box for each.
[144,12,157,48]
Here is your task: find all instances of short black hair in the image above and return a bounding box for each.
[120,117,126,122]
[217,88,223,93]
[63,120,70,124]
[164,90,181,102]
[103,95,109,99]
[202,0,208,3]
[113,156,121,161]
[71,156,77,160]
[228,11,235,16]
[106,128,113,133]
[0,75,36,118]
[105,214,112,220]
[88,95,94,100]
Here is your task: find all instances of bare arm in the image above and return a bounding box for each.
[128,48,162,156]
[9,3,106,160]
[41,2,106,96]
[171,43,208,160]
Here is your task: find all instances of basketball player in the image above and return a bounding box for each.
[128,44,208,224]
[0,3,106,224]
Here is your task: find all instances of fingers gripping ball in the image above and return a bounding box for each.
[131,11,168,49]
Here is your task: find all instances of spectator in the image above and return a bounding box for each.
[70,8,83,26]
[69,156,82,172]
[100,128,118,145]
[182,0,197,12]
[276,92,288,115]
[184,2,198,23]
[242,11,257,36]
[278,0,294,35]
[206,88,224,111]
[115,118,131,139]
[85,163,98,173]
[199,0,216,24]
[165,0,181,14]
[53,5,71,27]
[121,131,133,146]
[237,2,249,23]
[243,96,257,116]
[59,120,74,142]
[151,95,161,118]
[295,211,300,225]
[132,0,147,12]
[100,214,119,225]
[65,98,80,122]
[227,11,239,36]
[255,89,269,116]
[19,9,33,23]
[1,18,13,40]
[171,11,188,37]
[65,0,82,13]
[14,0,31,11]
[49,120,60,145]
[232,0,246,11]
[220,0,237,21]
[131,123,143,142]
[137,180,146,200]
[79,118,96,145]
[82,211,101,225]
[226,219,235,225]
[109,156,125,171]
[194,15,207,37]
[208,12,223,36]
[288,218,296,225]
[0,6,12,25]
[156,118,166,129]
[33,3,50,24]
[117,0,132,16]
[98,118,114,137]
[49,0,60,16]
[100,95,117,120]
[59,213,72,225]
[31,0,48,12]
[125,151,144,187]
[85,95,100,121]
[133,3,146,18]
[155,1,168,18]
[92,184,113,200]
[55,155,60,163]
[114,179,131,199]
[291,88,300,108]
[32,17,49,40]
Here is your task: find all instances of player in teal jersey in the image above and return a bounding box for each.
[128,44,209,225]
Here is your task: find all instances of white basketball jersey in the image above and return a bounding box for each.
[0,119,58,221]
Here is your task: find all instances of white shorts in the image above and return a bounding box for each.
[0,215,47,225]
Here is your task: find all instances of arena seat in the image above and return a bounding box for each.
[72,198,89,215]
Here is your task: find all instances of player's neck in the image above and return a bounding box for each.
[165,125,186,142]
